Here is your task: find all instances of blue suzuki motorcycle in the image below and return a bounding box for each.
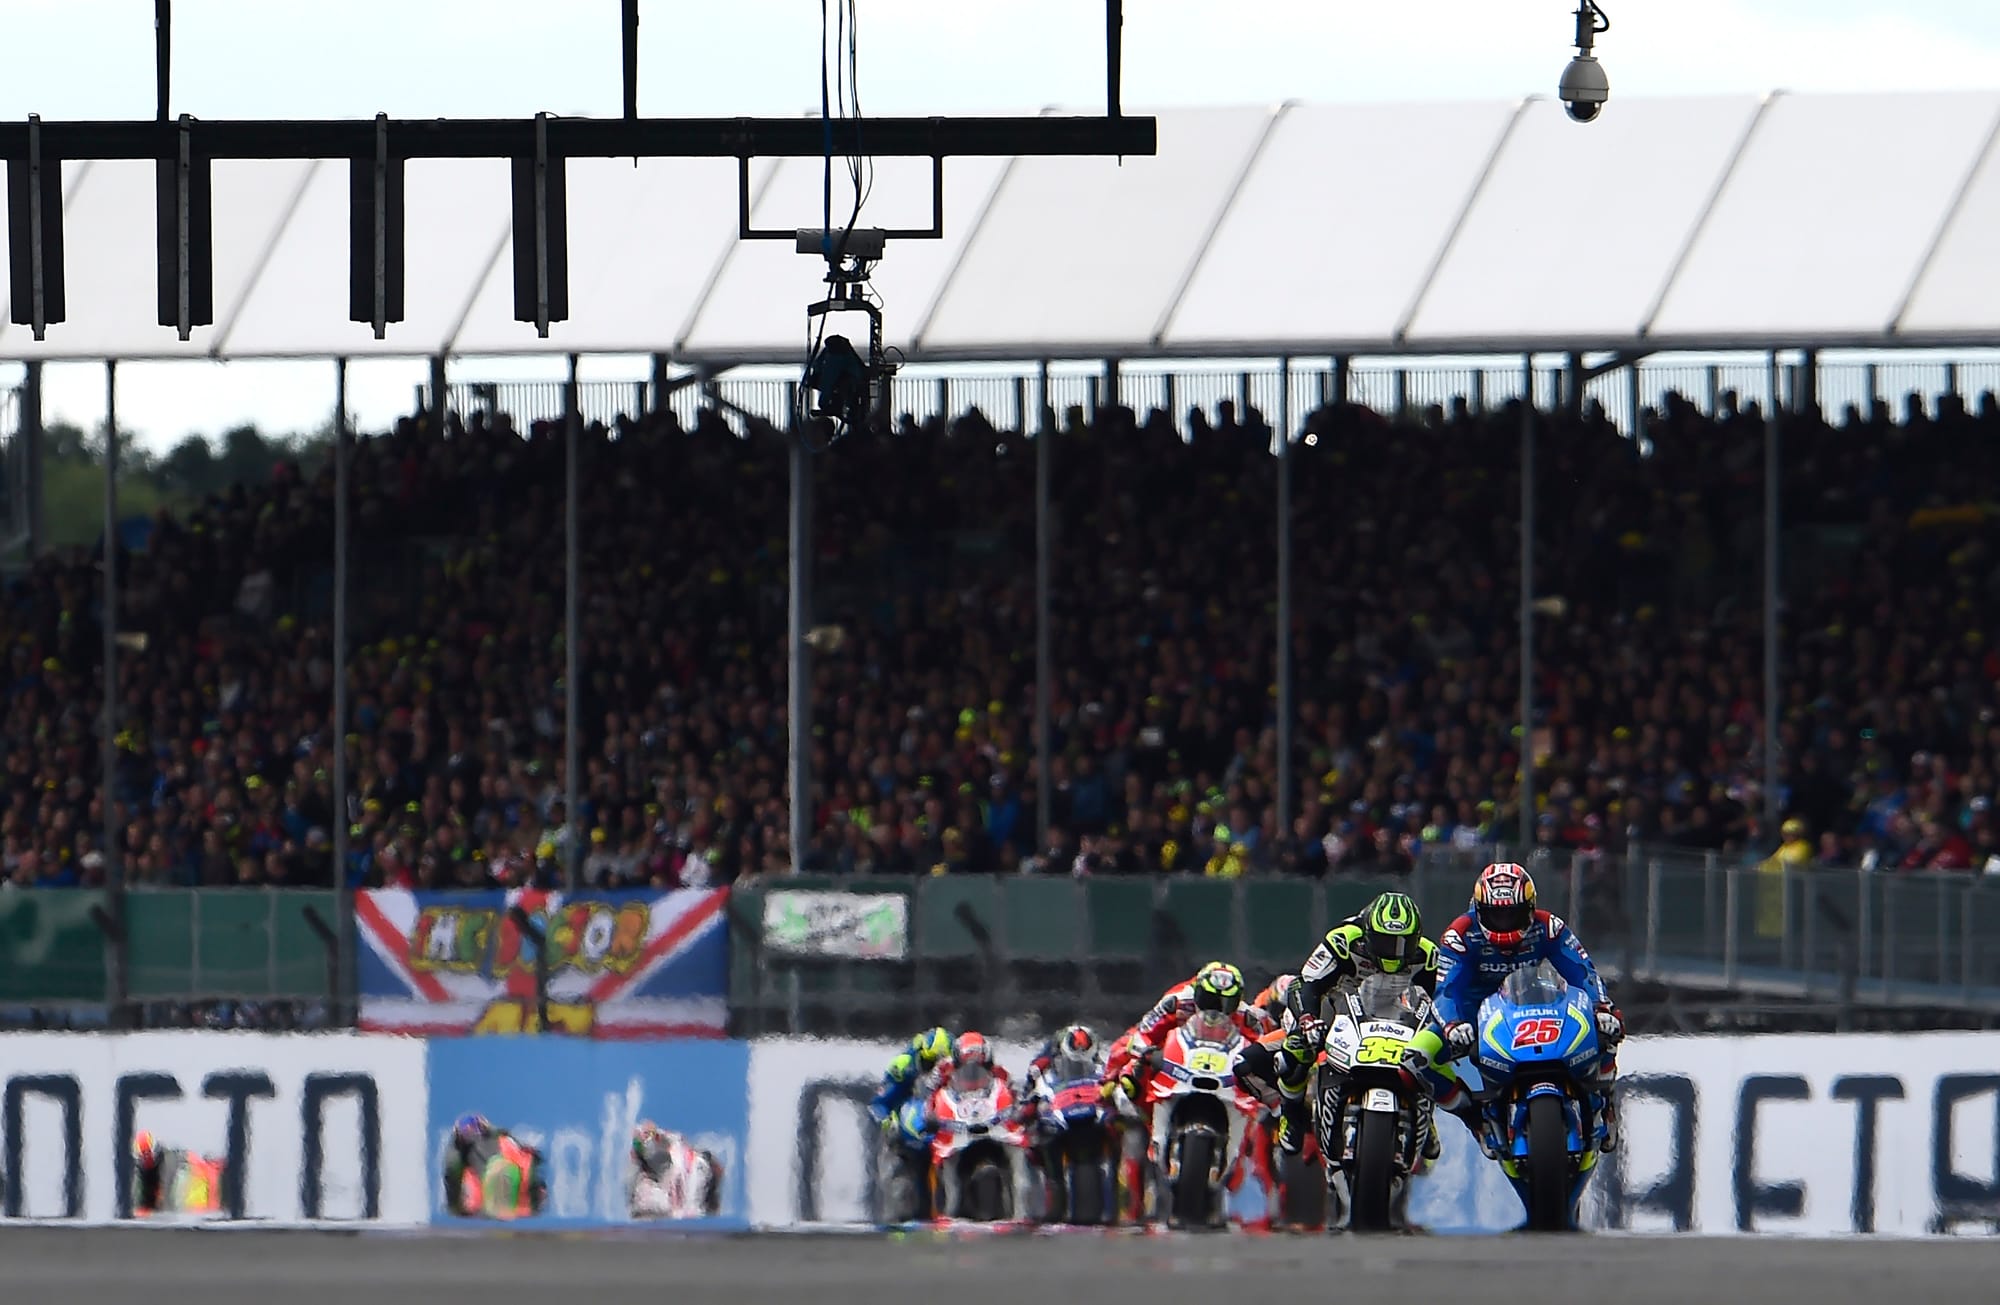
[1464,964,1606,1231]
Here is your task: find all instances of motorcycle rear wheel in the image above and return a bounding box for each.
[1524,1094,1571,1232]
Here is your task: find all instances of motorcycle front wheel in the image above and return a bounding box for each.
[1524,1094,1571,1232]
[1348,1109,1398,1232]
[1067,1132,1105,1226]
[1170,1130,1216,1228]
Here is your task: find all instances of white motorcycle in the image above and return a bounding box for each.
[1137,1012,1262,1230]
[1314,973,1432,1231]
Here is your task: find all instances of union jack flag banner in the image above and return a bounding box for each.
[356,887,730,1038]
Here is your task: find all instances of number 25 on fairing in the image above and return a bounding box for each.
[1510,1018,1563,1048]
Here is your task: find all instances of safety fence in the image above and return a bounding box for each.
[4,861,1995,1032]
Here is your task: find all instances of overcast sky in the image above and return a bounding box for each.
[7,0,2000,451]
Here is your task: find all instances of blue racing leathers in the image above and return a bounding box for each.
[1432,908,1609,1028]
[870,1039,944,1147]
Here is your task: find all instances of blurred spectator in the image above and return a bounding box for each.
[4,380,1999,889]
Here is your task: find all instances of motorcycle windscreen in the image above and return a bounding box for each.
[1355,973,1417,1024]
[1499,962,1568,1007]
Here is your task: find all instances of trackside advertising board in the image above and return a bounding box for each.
[425,1037,750,1229]
[745,1032,2000,1235]
[356,886,729,1037]
[0,1033,428,1225]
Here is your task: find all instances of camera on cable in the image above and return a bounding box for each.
[1559,1,1611,123]
[798,227,901,444]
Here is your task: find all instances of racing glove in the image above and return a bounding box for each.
[1441,1020,1476,1060]
[1594,1003,1625,1044]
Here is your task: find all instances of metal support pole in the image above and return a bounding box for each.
[1106,0,1123,119]
[332,359,351,1022]
[651,353,671,416]
[1275,358,1294,844]
[24,361,45,555]
[1518,355,1536,848]
[103,360,127,1022]
[1763,353,1780,840]
[428,355,446,433]
[564,354,582,890]
[1035,360,1054,853]
[154,0,171,122]
[787,427,813,873]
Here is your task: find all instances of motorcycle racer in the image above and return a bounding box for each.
[870,1027,956,1221]
[1250,972,1301,1029]
[1271,893,1444,1164]
[1107,967,1276,1223]
[1425,863,1625,1152]
[629,1120,724,1219]
[869,1026,955,1128]
[130,1130,225,1217]
[443,1113,547,1218]
[1104,961,1273,1088]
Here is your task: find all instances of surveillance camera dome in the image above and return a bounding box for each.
[1560,53,1609,123]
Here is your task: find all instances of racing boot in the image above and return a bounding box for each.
[1440,1089,1494,1160]
[1414,1094,1442,1172]
[1275,1094,1310,1157]
[1596,1090,1620,1153]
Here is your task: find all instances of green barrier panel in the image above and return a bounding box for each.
[916,877,1001,959]
[1086,879,1154,957]
[0,890,109,1003]
[1244,879,1315,975]
[127,890,338,1000]
[1158,879,1235,960]
[1002,877,1082,959]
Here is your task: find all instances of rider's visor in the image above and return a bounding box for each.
[1479,902,1533,935]
[1368,930,1411,970]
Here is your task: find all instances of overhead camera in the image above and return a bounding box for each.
[798,227,901,443]
[1561,1,1611,123]
[1560,54,1608,122]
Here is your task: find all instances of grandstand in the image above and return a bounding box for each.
[7,92,2000,1033]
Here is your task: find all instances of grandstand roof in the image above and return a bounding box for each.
[6,91,2000,363]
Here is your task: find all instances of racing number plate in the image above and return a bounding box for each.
[1187,1048,1232,1076]
[1354,1036,1407,1066]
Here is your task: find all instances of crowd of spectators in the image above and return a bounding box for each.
[5,379,2000,892]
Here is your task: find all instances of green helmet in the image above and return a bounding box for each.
[1362,893,1421,973]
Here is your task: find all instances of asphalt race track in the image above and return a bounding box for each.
[2,1227,1996,1303]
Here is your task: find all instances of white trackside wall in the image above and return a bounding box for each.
[747,1033,2000,1235]
[0,1033,429,1226]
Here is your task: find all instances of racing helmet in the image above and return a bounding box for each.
[1472,863,1537,948]
[631,1119,667,1162]
[452,1113,492,1145]
[132,1129,159,1167]
[1060,1024,1097,1058]
[954,1030,995,1090]
[1191,966,1238,1034]
[912,1026,953,1068]
[1362,892,1422,973]
[1194,961,1244,1005]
